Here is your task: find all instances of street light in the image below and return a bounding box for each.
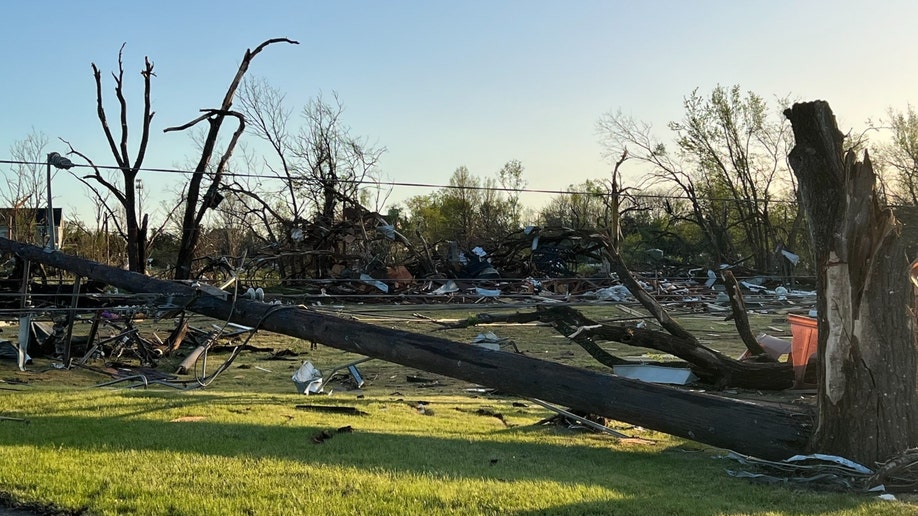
[46,152,73,250]
[136,178,144,220]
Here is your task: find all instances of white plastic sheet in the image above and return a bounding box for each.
[292,361,323,394]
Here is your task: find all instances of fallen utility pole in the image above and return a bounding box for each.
[0,238,812,460]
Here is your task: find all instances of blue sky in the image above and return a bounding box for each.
[2,0,917,221]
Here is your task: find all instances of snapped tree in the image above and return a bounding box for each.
[166,38,298,280]
[785,100,918,465]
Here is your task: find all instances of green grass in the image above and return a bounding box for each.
[1,389,911,516]
[0,306,911,515]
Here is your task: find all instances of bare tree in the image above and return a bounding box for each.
[224,78,385,279]
[165,38,298,280]
[2,131,48,244]
[671,86,791,270]
[64,44,154,273]
[597,110,736,263]
[873,104,918,205]
[296,92,385,223]
[599,86,794,270]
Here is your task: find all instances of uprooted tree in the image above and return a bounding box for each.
[785,100,918,466]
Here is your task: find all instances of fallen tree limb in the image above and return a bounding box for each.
[722,270,768,357]
[453,307,793,389]
[602,241,701,344]
[0,238,812,460]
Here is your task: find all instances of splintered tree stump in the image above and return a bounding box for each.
[786,100,918,465]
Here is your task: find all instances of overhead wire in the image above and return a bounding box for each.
[0,158,805,205]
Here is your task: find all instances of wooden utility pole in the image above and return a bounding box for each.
[0,237,811,460]
[786,101,918,465]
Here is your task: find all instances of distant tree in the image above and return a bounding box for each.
[206,76,386,281]
[402,193,448,242]
[597,109,735,264]
[496,159,527,231]
[599,85,795,270]
[440,166,482,244]
[2,131,48,245]
[403,162,526,249]
[209,192,256,259]
[874,104,918,205]
[539,180,612,230]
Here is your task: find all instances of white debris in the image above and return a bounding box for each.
[292,361,323,394]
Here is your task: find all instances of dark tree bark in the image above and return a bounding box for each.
[0,237,812,460]
[722,270,768,357]
[785,101,918,465]
[166,38,298,280]
[69,44,154,273]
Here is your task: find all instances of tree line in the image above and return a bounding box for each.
[5,42,918,282]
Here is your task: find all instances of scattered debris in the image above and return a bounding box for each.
[170,416,206,423]
[471,332,515,352]
[477,408,507,426]
[292,361,323,394]
[722,451,899,493]
[311,425,356,444]
[311,429,334,444]
[268,348,300,360]
[406,374,436,383]
[530,398,630,439]
[0,235,820,462]
[612,364,699,385]
[295,404,368,416]
[416,401,434,416]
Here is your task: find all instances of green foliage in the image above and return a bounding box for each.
[538,180,609,229]
[875,104,918,205]
[598,85,802,271]
[402,162,527,248]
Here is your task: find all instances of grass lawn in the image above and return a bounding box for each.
[0,304,914,515]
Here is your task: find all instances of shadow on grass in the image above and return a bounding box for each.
[0,391,877,516]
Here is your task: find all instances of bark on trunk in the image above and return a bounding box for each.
[722,270,768,357]
[0,237,812,460]
[785,101,918,465]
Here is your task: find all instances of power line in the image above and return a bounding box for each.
[0,157,800,204]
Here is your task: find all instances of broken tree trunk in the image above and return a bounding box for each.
[786,101,918,465]
[0,237,812,460]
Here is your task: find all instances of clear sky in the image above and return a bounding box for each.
[2,0,917,221]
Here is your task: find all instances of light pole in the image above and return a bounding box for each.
[45,152,73,250]
[136,178,144,222]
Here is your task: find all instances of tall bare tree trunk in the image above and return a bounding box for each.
[168,38,298,280]
[785,101,918,465]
